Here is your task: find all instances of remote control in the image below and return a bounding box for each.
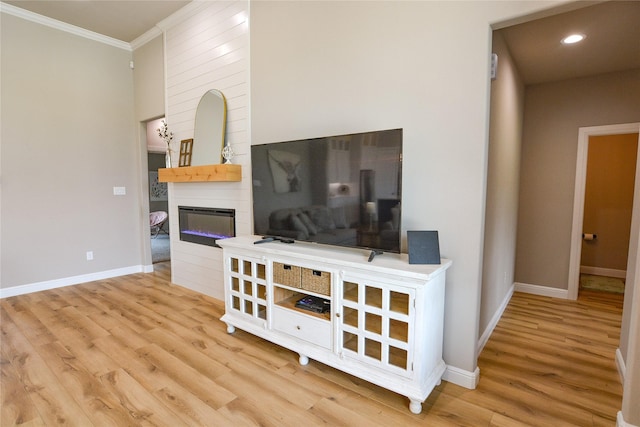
[254,237,274,244]
[368,249,383,262]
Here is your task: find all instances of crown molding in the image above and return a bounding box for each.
[129,1,208,50]
[130,1,211,50]
[156,0,211,32]
[0,2,131,51]
[130,26,163,50]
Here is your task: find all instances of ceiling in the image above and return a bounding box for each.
[3,0,190,42]
[496,1,640,84]
[3,1,639,84]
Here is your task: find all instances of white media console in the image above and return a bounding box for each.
[218,236,451,413]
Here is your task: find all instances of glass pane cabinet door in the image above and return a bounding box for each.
[227,256,267,323]
[339,276,415,377]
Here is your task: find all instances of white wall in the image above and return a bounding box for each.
[1,12,141,291]
[249,0,563,382]
[163,1,250,299]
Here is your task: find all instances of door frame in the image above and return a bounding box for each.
[568,122,640,300]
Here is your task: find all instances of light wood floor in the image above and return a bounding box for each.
[1,262,623,426]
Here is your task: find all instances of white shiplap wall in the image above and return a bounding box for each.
[164,1,250,299]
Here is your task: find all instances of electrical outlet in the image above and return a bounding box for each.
[86,251,94,261]
[113,186,126,196]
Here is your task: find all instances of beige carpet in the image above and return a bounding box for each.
[580,274,625,293]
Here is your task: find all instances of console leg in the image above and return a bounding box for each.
[298,354,309,366]
[409,399,422,414]
[226,324,235,334]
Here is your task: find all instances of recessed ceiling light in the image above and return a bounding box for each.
[562,34,586,45]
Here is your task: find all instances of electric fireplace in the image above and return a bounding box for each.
[178,206,235,247]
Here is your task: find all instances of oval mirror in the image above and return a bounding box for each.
[192,89,227,165]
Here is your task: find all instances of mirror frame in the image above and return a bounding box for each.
[192,89,227,165]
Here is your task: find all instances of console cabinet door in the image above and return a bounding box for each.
[338,273,415,378]
[224,254,268,327]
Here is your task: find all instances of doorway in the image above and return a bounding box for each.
[149,151,170,263]
[568,123,640,299]
[144,117,171,264]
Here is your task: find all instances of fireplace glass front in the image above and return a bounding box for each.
[178,206,235,247]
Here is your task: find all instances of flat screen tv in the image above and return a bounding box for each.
[251,128,402,253]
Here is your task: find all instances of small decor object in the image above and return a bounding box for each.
[295,295,330,313]
[407,230,441,264]
[221,143,235,164]
[157,119,174,168]
[268,150,301,193]
[179,138,194,167]
[149,171,168,201]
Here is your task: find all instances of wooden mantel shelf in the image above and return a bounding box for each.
[158,164,241,183]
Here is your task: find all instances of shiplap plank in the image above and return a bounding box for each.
[164,1,250,296]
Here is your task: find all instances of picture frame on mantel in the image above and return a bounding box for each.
[179,138,194,167]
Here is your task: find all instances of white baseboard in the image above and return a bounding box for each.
[443,365,480,389]
[616,347,626,385]
[0,265,147,298]
[477,284,514,355]
[617,410,638,427]
[581,266,626,279]
[514,282,569,299]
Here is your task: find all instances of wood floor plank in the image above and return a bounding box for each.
[142,327,232,379]
[99,368,188,426]
[0,265,625,426]
[216,396,282,427]
[92,334,176,392]
[420,389,496,426]
[489,412,537,427]
[214,368,329,427]
[1,353,45,427]
[480,361,621,421]
[0,311,95,426]
[47,325,121,378]
[306,395,389,426]
[152,384,234,426]
[34,341,134,426]
[1,300,57,348]
[473,375,596,426]
[483,332,619,385]
[272,360,353,403]
[134,343,237,409]
[229,358,324,410]
[106,324,154,351]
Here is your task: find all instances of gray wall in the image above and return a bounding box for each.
[515,69,640,289]
[480,30,525,337]
[133,35,165,122]
[1,14,141,287]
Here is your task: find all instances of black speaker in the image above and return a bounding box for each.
[407,231,441,264]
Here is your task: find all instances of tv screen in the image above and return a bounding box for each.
[251,128,402,253]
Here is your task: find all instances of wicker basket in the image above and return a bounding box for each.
[301,268,331,296]
[273,262,301,288]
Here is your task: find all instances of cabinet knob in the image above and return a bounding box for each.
[336,313,341,318]
[296,325,301,330]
